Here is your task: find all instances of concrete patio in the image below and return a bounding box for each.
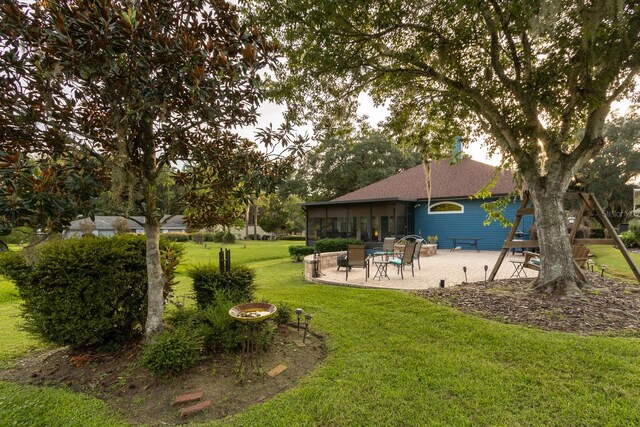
[306,249,538,290]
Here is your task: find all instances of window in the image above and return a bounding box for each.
[428,201,464,214]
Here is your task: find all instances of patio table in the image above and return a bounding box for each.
[372,260,391,280]
[449,237,482,252]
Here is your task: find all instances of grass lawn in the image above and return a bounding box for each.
[1,242,640,426]
[587,245,640,281]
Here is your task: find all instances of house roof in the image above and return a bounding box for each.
[326,158,516,204]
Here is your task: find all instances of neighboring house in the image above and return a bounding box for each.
[302,157,533,251]
[66,215,187,237]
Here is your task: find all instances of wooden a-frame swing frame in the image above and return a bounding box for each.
[488,191,640,283]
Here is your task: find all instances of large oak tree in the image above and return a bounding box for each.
[246,0,639,296]
[1,0,301,337]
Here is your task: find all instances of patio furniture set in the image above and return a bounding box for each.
[340,237,423,281]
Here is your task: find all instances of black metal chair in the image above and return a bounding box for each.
[346,244,369,281]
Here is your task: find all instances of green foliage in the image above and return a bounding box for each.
[288,245,314,261]
[198,294,245,352]
[213,231,226,242]
[4,235,148,348]
[579,113,640,226]
[274,302,293,326]
[159,238,186,301]
[281,235,306,241]
[1,227,33,245]
[619,231,637,248]
[286,131,421,201]
[141,326,203,375]
[189,264,256,308]
[314,238,363,253]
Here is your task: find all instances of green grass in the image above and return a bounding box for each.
[1,242,640,426]
[587,245,640,281]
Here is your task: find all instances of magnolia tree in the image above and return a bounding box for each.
[246,0,639,296]
[1,0,302,337]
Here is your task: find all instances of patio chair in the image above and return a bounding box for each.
[389,242,417,279]
[413,240,423,270]
[372,237,396,260]
[346,244,369,281]
[523,245,591,271]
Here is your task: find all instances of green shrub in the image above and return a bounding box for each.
[288,245,314,262]
[223,231,236,244]
[629,220,640,242]
[590,228,605,239]
[620,230,638,248]
[189,264,256,308]
[162,233,190,242]
[213,231,225,243]
[274,302,292,326]
[281,235,306,241]
[159,238,186,301]
[141,326,203,375]
[167,297,244,353]
[314,238,363,253]
[199,294,244,352]
[1,235,148,348]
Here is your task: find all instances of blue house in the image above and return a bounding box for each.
[302,157,532,251]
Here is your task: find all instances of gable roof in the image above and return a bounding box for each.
[68,215,186,231]
[329,158,516,203]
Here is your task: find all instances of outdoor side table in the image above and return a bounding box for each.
[510,260,527,278]
[372,260,391,280]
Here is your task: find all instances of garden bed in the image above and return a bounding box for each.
[416,271,640,335]
[0,325,326,425]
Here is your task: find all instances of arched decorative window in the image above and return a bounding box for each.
[428,201,464,214]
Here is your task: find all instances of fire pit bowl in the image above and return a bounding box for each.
[229,302,277,323]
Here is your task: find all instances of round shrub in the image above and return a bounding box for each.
[141,326,203,375]
[1,235,148,348]
[274,302,293,326]
[288,245,314,262]
[188,264,256,308]
[222,231,236,244]
[213,231,225,243]
[629,219,640,242]
[620,230,637,248]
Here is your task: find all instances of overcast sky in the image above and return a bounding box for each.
[242,94,635,167]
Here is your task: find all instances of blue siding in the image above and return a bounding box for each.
[414,197,533,251]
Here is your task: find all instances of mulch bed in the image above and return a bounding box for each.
[0,326,325,425]
[415,271,640,335]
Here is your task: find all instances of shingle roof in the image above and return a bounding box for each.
[330,158,516,203]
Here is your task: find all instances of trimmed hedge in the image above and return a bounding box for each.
[314,238,363,253]
[0,235,148,348]
[281,235,306,241]
[162,233,190,242]
[289,245,314,262]
[188,264,256,308]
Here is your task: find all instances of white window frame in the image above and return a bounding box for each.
[428,201,464,215]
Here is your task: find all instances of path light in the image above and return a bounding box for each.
[303,313,313,343]
[463,266,468,283]
[484,265,488,282]
[439,279,445,288]
[295,308,304,331]
[601,265,607,277]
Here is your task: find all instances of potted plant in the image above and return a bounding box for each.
[427,235,438,245]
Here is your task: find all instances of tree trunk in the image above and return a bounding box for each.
[530,187,585,297]
[253,204,258,240]
[245,204,250,239]
[144,217,166,338]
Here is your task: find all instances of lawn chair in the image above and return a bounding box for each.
[372,237,396,260]
[346,244,369,281]
[389,242,417,279]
